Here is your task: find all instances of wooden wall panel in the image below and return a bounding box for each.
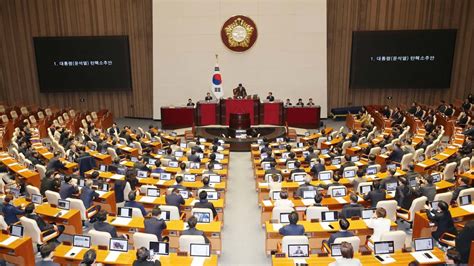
[0,0,153,118]
[327,0,474,111]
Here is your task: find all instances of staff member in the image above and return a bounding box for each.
[266,92,275,102]
[233,83,247,98]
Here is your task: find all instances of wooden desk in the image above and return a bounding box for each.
[271,248,446,265]
[0,233,35,265]
[413,203,474,239]
[88,150,112,165]
[35,204,83,235]
[54,244,219,266]
[414,147,458,173]
[264,219,397,255]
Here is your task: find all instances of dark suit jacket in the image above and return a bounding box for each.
[40,177,57,196]
[341,203,364,218]
[279,224,305,236]
[144,217,167,241]
[46,158,67,171]
[80,186,99,209]
[311,163,326,176]
[165,193,185,209]
[2,203,24,225]
[194,200,218,218]
[125,200,148,216]
[187,154,201,163]
[388,146,404,163]
[233,87,247,98]
[419,184,436,202]
[327,230,355,245]
[427,210,457,240]
[26,213,53,231]
[114,180,126,203]
[363,189,386,208]
[456,223,474,263]
[452,185,469,202]
[94,221,118,238]
[182,227,209,243]
[78,155,96,176]
[59,183,77,199]
[108,127,120,136]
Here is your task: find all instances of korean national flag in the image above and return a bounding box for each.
[211,64,224,99]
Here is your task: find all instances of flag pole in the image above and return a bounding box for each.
[215,54,218,63]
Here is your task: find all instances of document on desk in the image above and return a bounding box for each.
[262,200,273,207]
[109,174,125,180]
[293,258,307,265]
[17,168,29,173]
[111,217,132,226]
[461,205,474,213]
[139,196,156,203]
[0,236,18,246]
[7,163,18,167]
[440,153,451,157]
[95,190,108,197]
[335,197,347,204]
[411,251,440,263]
[191,257,207,266]
[259,182,269,188]
[65,247,84,258]
[105,251,121,262]
[320,222,333,230]
[376,254,396,264]
[301,199,315,206]
[272,223,283,231]
[156,180,166,185]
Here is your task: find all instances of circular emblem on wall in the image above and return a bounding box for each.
[221,15,258,52]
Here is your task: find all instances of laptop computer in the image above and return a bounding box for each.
[362,208,375,219]
[109,238,128,252]
[147,188,160,197]
[184,174,196,182]
[321,211,338,222]
[344,169,356,178]
[117,207,132,218]
[190,243,211,257]
[10,224,23,237]
[331,188,346,197]
[160,172,171,181]
[366,166,378,175]
[280,213,291,223]
[302,190,317,199]
[137,170,148,178]
[73,235,91,248]
[459,195,471,206]
[31,194,42,205]
[209,175,221,183]
[360,184,373,195]
[331,243,342,257]
[318,171,332,181]
[431,173,441,183]
[288,244,309,258]
[206,191,219,200]
[194,212,211,223]
[374,241,395,262]
[293,173,306,182]
[413,238,435,259]
[99,164,108,172]
[149,241,169,256]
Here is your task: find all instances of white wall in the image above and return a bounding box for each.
[153,0,327,119]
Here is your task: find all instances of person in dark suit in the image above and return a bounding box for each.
[261,150,276,163]
[437,100,447,113]
[327,218,355,245]
[2,195,24,225]
[265,162,282,176]
[427,201,457,242]
[37,243,59,266]
[395,177,419,210]
[40,171,60,196]
[418,175,437,202]
[414,106,424,119]
[108,123,120,136]
[266,92,275,102]
[81,249,97,266]
[125,192,147,216]
[380,169,398,190]
[170,176,186,191]
[407,102,417,114]
[165,188,185,210]
[451,177,470,203]
[455,220,474,264]
[444,104,455,116]
[113,179,127,205]
[388,143,404,163]
[133,247,161,266]
[93,210,118,238]
[460,138,474,156]
[187,150,201,163]
[279,211,305,236]
[46,152,67,172]
[310,160,326,176]
[80,179,99,209]
[204,92,213,101]
[307,98,315,106]
[59,175,78,199]
[186,99,195,107]
[260,142,272,154]
[304,147,319,162]
[341,154,355,171]
[284,99,292,107]
[25,203,64,238]
[341,193,364,219]
[296,98,304,107]
[182,216,209,243]
[233,83,247,98]
[200,177,214,190]
[381,105,391,118]
[194,191,218,218]
[363,180,386,208]
[144,207,167,241]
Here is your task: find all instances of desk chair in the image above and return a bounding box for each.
[280,235,309,255]
[130,207,144,218]
[433,192,453,205]
[316,137,327,149]
[159,205,184,220]
[400,153,414,170]
[107,147,119,161]
[357,136,367,145]
[20,217,59,249]
[179,235,206,253]
[305,206,329,221]
[123,182,132,201]
[470,156,474,169]
[160,158,171,167]
[414,148,424,162]
[459,157,470,173]
[133,141,142,155]
[397,196,427,224]
[69,198,98,222]
[45,190,61,206]
[379,231,406,251]
[376,200,398,222]
[88,230,112,247]
[133,232,159,249]
[0,215,7,230]
[119,138,128,146]
[271,206,295,223]
[443,162,457,181]
[323,236,361,254]
[26,185,40,197]
[424,144,435,158]
[369,147,381,156]
[341,141,352,154]
[457,188,474,206]
[265,174,282,183]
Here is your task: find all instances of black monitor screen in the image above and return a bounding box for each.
[33,36,132,92]
[350,29,457,88]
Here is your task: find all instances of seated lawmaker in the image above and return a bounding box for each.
[427,201,457,243]
[204,92,213,101]
[125,191,147,216]
[25,203,65,239]
[274,191,294,208]
[133,247,161,266]
[144,206,167,241]
[296,98,304,107]
[284,99,292,107]
[365,207,391,242]
[295,176,317,198]
[186,99,195,107]
[94,210,119,238]
[266,92,275,102]
[182,216,209,243]
[327,218,354,245]
[193,191,218,218]
[328,242,361,266]
[279,212,305,236]
[341,193,363,219]
[59,175,79,199]
[455,220,474,264]
[165,188,185,210]
[363,180,386,208]
[187,149,201,163]
[2,195,24,225]
[307,98,315,106]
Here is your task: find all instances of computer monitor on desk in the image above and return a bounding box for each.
[374,241,395,255]
[109,238,128,252]
[150,241,169,256]
[73,235,91,248]
[321,211,338,222]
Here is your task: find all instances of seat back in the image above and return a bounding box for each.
[20,216,42,244]
[107,147,118,161]
[334,236,361,253]
[88,230,112,247]
[380,231,406,251]
[45,190,61,205]
[26,185,40,197]
[433,192,453,205]
[459,157,470,173]
[443,162,457,181]
[133,232,158,249]
[35,164,46,179]
[133,141,142,155]
[424,144,435,158]
[0,215,7,230]
[159,205,181,220]
[369,147,381,156]
[191,207,214,221]
[131,207,144,218]
[376,200,398,222]
[271,206,295,222]
[123,182,132,201]
[400,153,414,171]
[414,148,424,162]
[356,181,373,195]
[458,188,474,205]
[178,235,205,252]
[408,196,428,222]
[305,206,329,221]
[282,235,309,256]
[316,137,327,149]
[341,141,352,154]
[68,198,87,221]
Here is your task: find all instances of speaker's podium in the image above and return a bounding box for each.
[219,97,260,125]
[229,113,251,137]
